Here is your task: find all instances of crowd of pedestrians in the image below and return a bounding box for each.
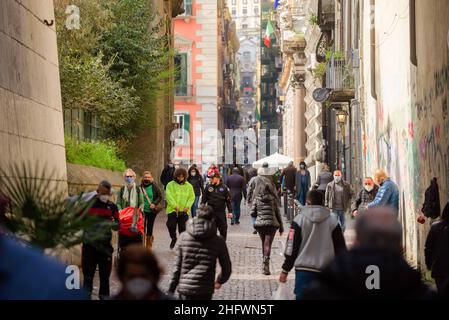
[0,161,448,301]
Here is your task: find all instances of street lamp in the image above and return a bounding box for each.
[336,110,348,126]
[336,109,348,178]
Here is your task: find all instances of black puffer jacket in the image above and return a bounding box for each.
[425,219,449,279]
[250,192,284,232]
[168,218,232,296]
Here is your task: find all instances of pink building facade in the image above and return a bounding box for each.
[173,0,239,170]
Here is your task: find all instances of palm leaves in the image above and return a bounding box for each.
[0,163,115,250]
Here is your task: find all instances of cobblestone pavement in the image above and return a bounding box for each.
[93,201,355,300]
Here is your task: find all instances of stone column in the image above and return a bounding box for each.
[294,85,307,162]
[291,66,307,164]
[0,0,67,184]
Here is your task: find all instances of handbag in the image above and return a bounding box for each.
[141,186,163,213]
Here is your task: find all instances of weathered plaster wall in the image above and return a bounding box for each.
[0,0,67,183]
[413,0,449,269]
[361,0,449,268]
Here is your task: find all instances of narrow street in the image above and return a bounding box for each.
[95,202,355,300]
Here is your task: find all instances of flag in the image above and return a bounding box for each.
[274,0,280,10]
[264,21,274,47]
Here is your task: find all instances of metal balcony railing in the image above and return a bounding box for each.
[325,56,354,91]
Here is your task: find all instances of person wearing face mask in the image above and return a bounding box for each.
[82,180,119,300]
[187,165,204,218]
[367,169,399,212]
[165,168,195,249]
[201,172,233,240]
[114,245,173,300]
[117,169,145,234]
[160,161,176,190]
[140,171,162,250]
[325,170,354,233]
[351,177,379,218]
[295,161,311,206]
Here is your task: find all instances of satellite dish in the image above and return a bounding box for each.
[313,88,332,103]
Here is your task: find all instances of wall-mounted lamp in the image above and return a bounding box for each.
[336,110,348,126]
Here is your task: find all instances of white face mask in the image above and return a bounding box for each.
[125,278,153,300]
[365,185,374,192]
[334,176,342,183]
[99,195,110,203]
[191,171,196,176]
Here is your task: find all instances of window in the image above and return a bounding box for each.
[231,0,236,4]
[242,24,248,29]
[175,53,189,96]
[254,6,259,15]
[173,113,190,145]
[243,0,248,4]
[232,8,236,16]
[254,0,259,3]
[64,109,102,141]
[183,0,192,16]
[242,7,247,15]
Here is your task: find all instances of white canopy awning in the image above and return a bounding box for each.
[252,152,293,169]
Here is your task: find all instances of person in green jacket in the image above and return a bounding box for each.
[140,171,162,250]
[117,168,145,234]
[165,167,195,249]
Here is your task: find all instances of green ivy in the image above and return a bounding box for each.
[325,49,345,61]
[309,13,319,26]
[313,62,327,78]
[65,135,126,172]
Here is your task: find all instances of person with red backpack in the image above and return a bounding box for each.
[117,168,145,234]
[82,180,119,300]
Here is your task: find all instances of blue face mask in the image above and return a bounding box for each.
[125,177,134,184]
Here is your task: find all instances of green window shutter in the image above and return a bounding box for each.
[183,113,190,133]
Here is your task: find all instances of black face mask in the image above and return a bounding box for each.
[142,180,151,186]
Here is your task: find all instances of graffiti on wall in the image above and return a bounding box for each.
[415,64,449,121]
[414,61,449,207]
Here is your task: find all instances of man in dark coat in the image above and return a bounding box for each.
[160,162,175,189]
[226,167,247,225]
[425,201,449,295]
[168,205,232,300]
[280,161,297,215]
[351,177,379,218]
[303,207,436,300]
[201,172,232,240]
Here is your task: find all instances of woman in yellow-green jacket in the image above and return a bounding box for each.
[165,167,195,249]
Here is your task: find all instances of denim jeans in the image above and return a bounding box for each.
[331,209,346,233]
[295,270,319,300]
[231,198,242,223]
[191,196,200,218]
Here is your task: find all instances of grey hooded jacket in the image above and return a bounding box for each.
[282,206,346,273]
[168,217,232,296]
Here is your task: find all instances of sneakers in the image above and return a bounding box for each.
[236,221,240,225]
[129,226,139,234]
[170,238,177,250]
[231,221,235,225]
[252,230,257,235]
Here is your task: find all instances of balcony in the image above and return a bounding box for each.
[175,84,194,98]
[325,56,355,102]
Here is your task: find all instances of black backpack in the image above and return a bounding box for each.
[421,178,441,219]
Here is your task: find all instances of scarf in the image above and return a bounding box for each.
[122,183,138,208]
